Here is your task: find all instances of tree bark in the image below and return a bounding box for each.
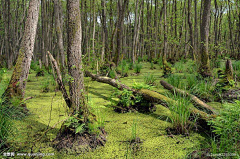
[199,0,212,77]
[67,0,87,118]
[3,0,40,101]
[54,0,65,68]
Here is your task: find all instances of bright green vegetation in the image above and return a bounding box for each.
[0,61,239,158]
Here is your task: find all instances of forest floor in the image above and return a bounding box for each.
[1,62,229,158]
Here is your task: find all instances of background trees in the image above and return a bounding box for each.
[0,0,239,73]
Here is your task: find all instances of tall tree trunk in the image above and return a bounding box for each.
[199,0,212,77]
[194,0,198,58]
[132,0,140,64]
[101,0,108,63]
[3,0,40,101]
[67,0,87,118]
[162,0,171,76]
[54,0,65,68]
[188,0,194,60]
[114,0,128,65]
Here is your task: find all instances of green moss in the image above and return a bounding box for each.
[4,63,210,158]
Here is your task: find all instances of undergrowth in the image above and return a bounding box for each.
[208,101,240,157]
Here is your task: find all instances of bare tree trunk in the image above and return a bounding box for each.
[199,0,212,77]
[162,0,171,76]
[188,0,194,60]
[3,0,40,101]
[67,0,87,117]
[114,0,128,65]
[54,0,65,68]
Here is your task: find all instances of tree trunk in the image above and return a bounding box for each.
[3,0,40,101]
[188,0,194,60]
[54,0,65,68]
[199,0,212,77]
[162,0,171,76]
[67,0,88,119]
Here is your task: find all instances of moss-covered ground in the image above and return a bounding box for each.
[2,63,214,158]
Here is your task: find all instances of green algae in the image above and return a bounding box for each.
[2,64,211,158]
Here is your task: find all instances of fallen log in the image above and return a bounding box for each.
[160,80,216,114]
[85,71,215,121]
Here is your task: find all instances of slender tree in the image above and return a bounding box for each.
[199,0,212,77]
[66,0,87,116]
[54,0,65,68]
[3,0,40,102]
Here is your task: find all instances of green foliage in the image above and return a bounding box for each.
[132,81,152,90]
[137,56,143,63]
[185,74,198,90]
[190,78,214,99]
[0,101,12,150]
[150,62,154,70]
[0,68,7,82]
[158,58,163,67]
[131,119,138,141]
[110,88,143,108]
[208,101,240,154]
[109,70,116,79]
[134,63,143,74]
[167,74,182,89]
[144,73,156,86]
[173,60,185,73]
[64,114,86,134]
[30,61,40,71]
[128,62,134,70]
[142,55,148,62]
[40,79,50,93]
[117,60,129,77]
[232,60,240,72]
[166,93,196,135]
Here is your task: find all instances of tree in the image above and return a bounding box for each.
[113,0,128,65]
[3,0,40,103]
[199,0,212,77]
[54,0,65,68]
[66,0,87,117]
[162,0,172,76]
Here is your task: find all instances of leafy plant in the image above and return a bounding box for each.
[0,68,7,82]
[185,74,198,89]
[208,101,240,154]
[132,81,152,90]
[110,88,143,108]
[109,70,116,79]
[0,98,12,150]
[174,60,184,73]
[40,79,50,93]
[166,93,196,135]
[167,74,182,89]
[142,55,148,62]
[190,78,214,99]
[150,62,154,70]
[64,114,86,134]
[134,63,143,74]
[144,73,156,86]
[128,62,134,70]
[131,119,138,141]
[117,60,129,77]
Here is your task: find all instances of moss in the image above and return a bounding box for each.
[4,63,211,158]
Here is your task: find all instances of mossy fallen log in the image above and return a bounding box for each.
[85,71,215,122]
[160,80,216,114]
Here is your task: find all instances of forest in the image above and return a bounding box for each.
[0,0,239,158]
